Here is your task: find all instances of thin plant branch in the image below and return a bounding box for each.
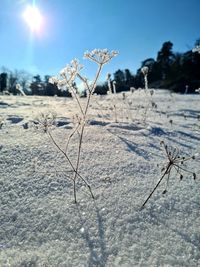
[141,141,196,209]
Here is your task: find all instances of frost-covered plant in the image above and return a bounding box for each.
[130,87,135,94]
[184,85,189,94]
[111,80,118,122]
[106,73,112,94]
[141,141,197,208]
[149,89,157,109]
[169,119,173,126]
[140,66,150,122]
[113,80,117,94]
[121,97,134,123]
[48,49,118,203]
[106,74,118,122]
[34,111,57,133]
[16,83,26,96]
[140,67,158,123]
[141,66,149,91]
[192,45,200,54]
[34,111,94,195]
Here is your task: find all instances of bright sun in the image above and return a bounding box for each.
[22,5,43,32]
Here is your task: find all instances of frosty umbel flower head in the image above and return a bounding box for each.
[49,59,83,90]
[84,49,118,65]
[60,59,83,80]
[192,45,200,54]
[49,49,118,94]
[34,111,57,133]
[141,66,149,76]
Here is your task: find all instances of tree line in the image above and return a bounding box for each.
[96,39,200,94]
[1,40,200,96]
[0,70,70,97]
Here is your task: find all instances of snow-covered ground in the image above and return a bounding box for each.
[0,90,199,267]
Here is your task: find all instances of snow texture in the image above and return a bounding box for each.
[0,90,199,267]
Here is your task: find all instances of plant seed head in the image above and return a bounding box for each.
[160,140,164,146]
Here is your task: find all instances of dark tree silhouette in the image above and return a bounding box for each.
[94,82,108,95]
[124,69,135,87]
[156,41,175,80]
[30,75,45,95]
[113,69,130,91]
[114,69,125,84]
[0,73,7,93]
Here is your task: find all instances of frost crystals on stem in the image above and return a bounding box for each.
[48,49,118,203]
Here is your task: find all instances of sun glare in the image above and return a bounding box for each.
[23,5,43,32]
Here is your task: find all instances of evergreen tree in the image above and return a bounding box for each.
[30,75,45,95]
[114,69,125,84]
[124,69,135,87]
[113,69,129,92]
[156,41,175,80]
[94,82,108,95]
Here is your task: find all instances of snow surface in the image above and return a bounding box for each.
[0,90,199,267]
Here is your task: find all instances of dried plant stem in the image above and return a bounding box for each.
[72,64,103,203]
[71,90,84,116]
[141,163,171,209]
[144,75,148,91]
[110,90,118,122]
[47,130,94,201]
[141,141,196,209]
[65,121,81,154]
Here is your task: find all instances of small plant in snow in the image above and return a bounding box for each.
[140,68,158,123]
[130,87,135,93]
[141,66,149,91]
[184,85,189,94]
[46,49,118,203]
[34,111,57,133]
[112,80,117,94]
[16,83,26,96]
[141,66,150,122]
[141,141,197,208]
[106,74,118,122]
[106,73,112,94]
[122,92,126,100]
[169,119,173,126]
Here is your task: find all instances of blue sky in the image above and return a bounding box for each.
[0,0,199,81]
